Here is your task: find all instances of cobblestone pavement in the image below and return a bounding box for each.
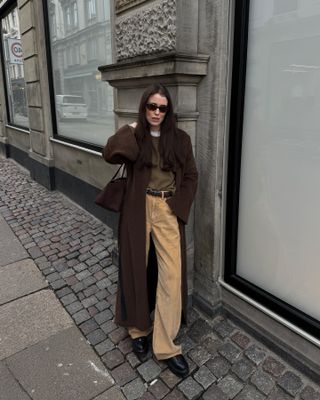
[1,157,320,400]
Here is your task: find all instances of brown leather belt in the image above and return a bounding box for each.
[146,188,173,198]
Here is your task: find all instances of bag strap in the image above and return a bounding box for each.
[111,164,126,180]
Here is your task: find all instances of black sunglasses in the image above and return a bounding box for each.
[146,103,168,113]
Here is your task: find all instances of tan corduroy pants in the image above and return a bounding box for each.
[128,194,182,360]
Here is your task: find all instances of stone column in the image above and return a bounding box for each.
[18,0,54,189]
[99,0,209,298]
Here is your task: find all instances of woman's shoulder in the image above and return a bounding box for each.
[115,124,135,135]
[176,128,192,147]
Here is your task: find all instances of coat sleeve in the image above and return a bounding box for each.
[166,134,198,224]
[102,125,139,164]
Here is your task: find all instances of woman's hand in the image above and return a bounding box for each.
[129,122,137,128]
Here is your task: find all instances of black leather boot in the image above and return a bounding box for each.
[132,336,149,362]
[165,354,189,378]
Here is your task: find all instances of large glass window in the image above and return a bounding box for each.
[226,0,320,338]
[1,5,29,129]
[47,0,114,147]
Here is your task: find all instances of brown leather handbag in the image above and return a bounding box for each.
[95,165,126,212]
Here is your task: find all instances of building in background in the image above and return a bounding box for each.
[1,0,320,380]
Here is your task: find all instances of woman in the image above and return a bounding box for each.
[103,84,198,378]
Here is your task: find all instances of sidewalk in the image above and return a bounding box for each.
[0,156,319,400]
[0,214,116,400]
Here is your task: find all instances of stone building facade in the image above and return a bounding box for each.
[1,0,320,380]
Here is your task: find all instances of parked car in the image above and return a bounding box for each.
[56,95,88,120]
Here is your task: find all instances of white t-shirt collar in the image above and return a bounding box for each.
[150,130,161,137]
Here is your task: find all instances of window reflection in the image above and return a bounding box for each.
[1,6,29,128]
[237,0,320,321]
[48,0,114,146]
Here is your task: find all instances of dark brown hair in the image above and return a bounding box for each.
[134,83,183,171]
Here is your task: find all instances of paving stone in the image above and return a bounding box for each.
[95,338,115,355]
[111,362,137,386]
[66,301,83,315]
[87,328,107,345]
[262,356,285,378]
[90,265,103,274]
[73,309,90,324]
[51,279,66,290]
[188,345,211,366]
[203,384,228,400]
[176,334,196,353]
[138,359,162,382]
[74,262,87,272]
[76,270,91,281]
[218,375,244,399]
[79,318,99,335]
[101,320,117,334]
[267,387,292,400]
[231,331,251,349]
[159,368,182,389]
[71,282,85,293]
[28,246,43,258]
[60,293,78,306]
[245,345,266,366]
[206,356,231,379]
[46,272,60,282]
[122,377,147,400]
[141,392,157,400]
[118,337,133,355]
[96,289,110,300]
[193,365,216,389]
[88,305,99,316]
[93,386,125,400]
[94,309,113,324]
[277,371,303,396]
[163,389,185,400]
[83,284,99,297]
[109,327,128,344]
[218,342,242,364]
[231,358,255,381]
[250,369,274,395]
[300,386,320,400]
[60,268,75,279]
[187,319,213,343]
[56,287,73,298]
[86,256,99,266]
[214,320,235,338]
[83,276,97,287]
[102,349,125,370]
[202,335,223,355]
[81,295,98,308]
[97,277,112,289]
[178,376,203,400]
[234,385,266,400]
[148,379,170,399]
[126,352,141,368]
[96,299,109,311]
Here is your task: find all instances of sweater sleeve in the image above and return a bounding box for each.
[102,125,139,164]
[166,134,198,224]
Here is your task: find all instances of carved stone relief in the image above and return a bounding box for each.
[115,0,148,14]
[115,0,176,60]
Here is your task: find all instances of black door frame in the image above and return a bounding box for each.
[224,0,320,339]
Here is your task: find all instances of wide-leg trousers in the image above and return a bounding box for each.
[128,194,182,360]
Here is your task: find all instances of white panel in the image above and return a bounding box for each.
[237,0,320,321]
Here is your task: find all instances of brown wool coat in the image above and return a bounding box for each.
[103,125,198,331]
